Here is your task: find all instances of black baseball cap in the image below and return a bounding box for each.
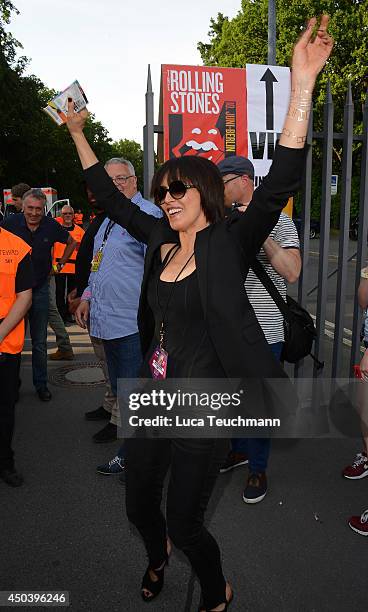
[218,156,255,180]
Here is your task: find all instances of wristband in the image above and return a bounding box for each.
[361,267,368,279]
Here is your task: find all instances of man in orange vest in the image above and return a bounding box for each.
[0,227,33,486]
[74,209,84,226]
[53,205,85,323]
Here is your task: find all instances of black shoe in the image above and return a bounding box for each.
[92,422,117,443]
[96,454,124,475]
[37,387,52,401]
[141,557,168,602]
[198,585,233,611]
[242,471,268,504]
[85,406,111,421]
[0,468,24,487]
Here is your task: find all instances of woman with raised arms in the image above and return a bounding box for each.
[66,17,332,612]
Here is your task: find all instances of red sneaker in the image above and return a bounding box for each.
[342,452,368,479]
[348,509,368,536]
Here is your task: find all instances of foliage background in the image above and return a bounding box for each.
[0,1,145,211]
[198,0,368,225]
[1,1,367,222]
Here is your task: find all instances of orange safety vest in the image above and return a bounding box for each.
[74,213,83,225]
[52,224,85,274]
[0,228,32,354]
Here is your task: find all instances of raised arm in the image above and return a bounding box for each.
[66,102,158,244]
[234,15,333,258]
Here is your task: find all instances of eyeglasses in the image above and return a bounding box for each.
[154,180,196,206]
[222,175,242,185]
[112,175,135,184]
[62,212,73,215]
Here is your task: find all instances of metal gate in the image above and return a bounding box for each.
[143,72,368,378]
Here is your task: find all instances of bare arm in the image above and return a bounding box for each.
[0,289,32,345]
[262,239,301,283]
[279,15,333,149]
[65,106,158,244]
[68,128,98,170]
[233,16,333,259]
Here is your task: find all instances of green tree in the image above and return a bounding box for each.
[0,1,117,212]
[198,0,368,129]
[0,0,25,69]
[198,0,368,225]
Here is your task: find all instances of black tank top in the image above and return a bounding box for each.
[143,263,225,378]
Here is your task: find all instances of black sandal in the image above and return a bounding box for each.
[141,557,168,602]
[198,586,233,611]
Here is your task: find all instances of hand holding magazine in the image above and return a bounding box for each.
[43,80,88,126]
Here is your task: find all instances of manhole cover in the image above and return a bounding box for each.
[49,361,105,388]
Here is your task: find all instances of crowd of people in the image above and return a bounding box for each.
[0,15,367,612]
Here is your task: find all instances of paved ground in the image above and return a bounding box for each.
[1,326,367,612]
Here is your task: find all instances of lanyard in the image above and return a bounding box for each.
[90,220,116,272]
[156,246,194,349]
[99,220,115,252]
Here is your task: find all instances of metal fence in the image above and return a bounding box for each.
[297,83,368,378]
[143,71,368,379]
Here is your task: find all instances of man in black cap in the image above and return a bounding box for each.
[218,155,301,504]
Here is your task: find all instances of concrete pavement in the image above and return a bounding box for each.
[1,325,367,611]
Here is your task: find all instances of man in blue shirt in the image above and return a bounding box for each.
[2,189,76,401]
[75,158,161,463]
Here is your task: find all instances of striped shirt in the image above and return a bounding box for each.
[245,213,300,344]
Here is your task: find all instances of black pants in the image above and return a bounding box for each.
[0,352,21,470]
[125,437,228,610]
[55,273,76,320]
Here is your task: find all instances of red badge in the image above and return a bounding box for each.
[149,346,168,379]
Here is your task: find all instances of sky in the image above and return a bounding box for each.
[9,0,242,144]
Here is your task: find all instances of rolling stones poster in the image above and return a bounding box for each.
[161,64,290,186]
[161,65,247,165]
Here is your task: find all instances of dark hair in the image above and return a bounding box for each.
[11,183,31,198]
[150,156,225,224]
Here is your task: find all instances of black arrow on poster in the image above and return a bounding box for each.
[260,68,278,131]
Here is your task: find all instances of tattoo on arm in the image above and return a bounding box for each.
[281,128,306,143]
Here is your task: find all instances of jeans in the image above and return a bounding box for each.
[28,281,49,390]
[48,276,72,353]
[125,436,229,610]
[231,341,284,472]
[90,335,117,423]
[102,333,142,397]
[102,333,142,447]
[0,353,21,470]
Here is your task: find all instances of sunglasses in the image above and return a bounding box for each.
[154,180,196,206]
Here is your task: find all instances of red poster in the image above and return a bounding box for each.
[162,65,247,163]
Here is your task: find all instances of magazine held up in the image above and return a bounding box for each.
[43,80,88,126]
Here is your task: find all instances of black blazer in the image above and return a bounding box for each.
[84,145,305,380]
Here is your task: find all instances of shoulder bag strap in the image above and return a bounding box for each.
[250,258,290,320]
